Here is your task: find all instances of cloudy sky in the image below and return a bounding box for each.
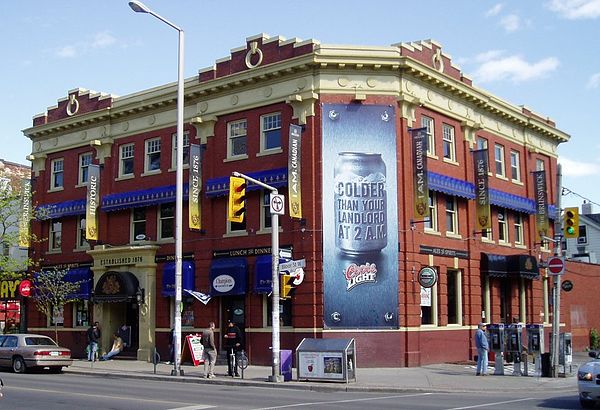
[1,0,599,209]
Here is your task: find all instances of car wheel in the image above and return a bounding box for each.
[580,398,595,408]
[12,356,26,373]
[48,366,63,374]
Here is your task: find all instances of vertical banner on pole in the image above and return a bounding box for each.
[85,164,100,241]
[473,149,491,231]
[189,144,202,230]
[18,178,32,249]
[533,170,549,240]
[288,124,302,219]
[411,127,429,220]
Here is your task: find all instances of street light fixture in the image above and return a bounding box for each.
[129,0,185,376]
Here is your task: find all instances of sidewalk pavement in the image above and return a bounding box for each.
[63,352,588,394]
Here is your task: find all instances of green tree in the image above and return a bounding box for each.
[33,269,83,342]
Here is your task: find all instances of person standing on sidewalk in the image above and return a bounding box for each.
[202,322,217,378]
[86,322,101,361]
[475,322,489,376]
[224,321,242,377]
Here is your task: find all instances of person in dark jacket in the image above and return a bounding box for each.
[86,322,101,361]
[224,321,242,377]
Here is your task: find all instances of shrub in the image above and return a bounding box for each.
[590,328,600,350]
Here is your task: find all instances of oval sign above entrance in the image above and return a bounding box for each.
[418,266,438,288]
[213,274,235,293]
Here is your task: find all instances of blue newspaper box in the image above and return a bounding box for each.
[280,349,293,381]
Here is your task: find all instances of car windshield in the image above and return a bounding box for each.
[25,337,57,346]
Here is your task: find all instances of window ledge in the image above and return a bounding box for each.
[515,244,527,249]
[256,227,283,235]
[141,170,162,177]
[442,158,460,166]
[495,174,509,181]
[156,238,175,244]
[47,249,62,254]
[257,148,283,157]
[73,247,90,253]
[445,232,463,240]
[115,174,135,181]
[48,187,64,193]
[168,165,189,172]
[75,183,88,189]
[481,237,495,244]
[498,241,512,248]
[511,179,524,186]
[420,324,439,328]
[424,229,442,236]
[223,231,249,238]
[223,154,249,163]
[427,153,439,160]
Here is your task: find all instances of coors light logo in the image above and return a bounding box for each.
[344,262,377,291]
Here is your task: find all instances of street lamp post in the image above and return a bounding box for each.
[129,0,185,376]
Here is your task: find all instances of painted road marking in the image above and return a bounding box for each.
[253,392,436,409]
[448,397,536,409]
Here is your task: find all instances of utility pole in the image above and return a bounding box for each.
[551,163,562,378]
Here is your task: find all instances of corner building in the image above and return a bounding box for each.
[23,34,569,366]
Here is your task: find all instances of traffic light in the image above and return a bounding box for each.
[280,274,294,300]
[563,207,579,238]
[228,176,246,223]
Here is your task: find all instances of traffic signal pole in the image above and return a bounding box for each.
[551,163,562,378]
[232,171,283,382]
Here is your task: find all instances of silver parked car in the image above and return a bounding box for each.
[0,334,72,373]
[578,350,600,408]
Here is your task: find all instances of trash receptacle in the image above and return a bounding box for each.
[280,350,292,381]
[541,352,551,377]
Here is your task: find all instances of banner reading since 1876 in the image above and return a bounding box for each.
[18,178,31,248]
[288,124,302,219]
[411,127,429,220]
[533,170,549,240]
[85,164,100,241]
[189,144,202,230]
[473,149,491,231]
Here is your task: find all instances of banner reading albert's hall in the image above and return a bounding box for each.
[321,104,399,328]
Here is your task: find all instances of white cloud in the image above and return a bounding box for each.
[475,50,506,63]
[54,31,118,58]
[56,45,77,58]
[473,54,559,83]
[559,157,600,177]
[587,73,600,89]
[547,0,600,19]
[500,14,521,31]
[92,31,116,48]
[486,3,504,17]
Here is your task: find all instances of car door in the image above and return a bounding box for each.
[0,336,9,366]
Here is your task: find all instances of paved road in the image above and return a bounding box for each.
[0,371,580,409]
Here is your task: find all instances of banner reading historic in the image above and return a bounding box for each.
[288,124,302,219]
[411,127,429,220]
[473,149,491,231]
[189,144,201,230]
[85,164,100,241]
[18,178,31,248]
[533,170,549,240]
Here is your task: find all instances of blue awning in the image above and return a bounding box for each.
[205,168,287,198]
[254,255,290,293]
[161,261,195,297]
[36,199,86,220]
[209,258,247,296]
[102,184,189,212]
[65,267,93,299]
[428,172,475,200]
[489,189,536,214]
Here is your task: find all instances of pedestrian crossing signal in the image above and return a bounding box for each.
[563,207,579,238]
[228,176,246,223]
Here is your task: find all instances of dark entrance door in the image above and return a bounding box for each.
[125,302,139,352]
[500,278,513,324]
[222,296,245,348]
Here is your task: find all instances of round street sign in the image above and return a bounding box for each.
[561,280,573,292]
[418,267,438,288]
[547,256,565,275]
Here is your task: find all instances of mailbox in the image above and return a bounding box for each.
[506,323,523,353]
[526,324,544,353]
[487,324,505,353]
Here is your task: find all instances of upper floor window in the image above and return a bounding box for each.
[494,144,505,177]
[171,131,190,169]
[498,209,508,243]
[514,213,524,245]
[536,159,545,171]
[228,120,247,158]
[77,216,88,249]
[442,124,455,162]
[421,116,435,157]
[476,137,488,150]
[131,207,147,242]
[510,150,521,182]
[159,203,174,240]
[120,144,134,177]
[425,191,438,232]
[261,190,272,231]
[145,138,161,173]
[51,159,64,190]
[260,113,282,152]
[79,153,93,185]
[446,197,458,235]
[50,220,62,251]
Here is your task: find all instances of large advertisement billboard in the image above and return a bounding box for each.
[322,104,399,328]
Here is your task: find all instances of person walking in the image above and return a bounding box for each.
[86,322,101,362]
[202,322,217,378]
[224,321,242,377]
[475,322,489,376]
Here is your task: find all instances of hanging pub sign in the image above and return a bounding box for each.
[418,266,438,288]
[188,144,202,230]
[85,164,100,241]
[288,124,303,219]
[411,127,429,220]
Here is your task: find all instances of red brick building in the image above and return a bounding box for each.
[22,34,574,367]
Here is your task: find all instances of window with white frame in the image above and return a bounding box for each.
[145,138,161,172]
[73,300,90,327]
[447,270,461,325]
[261,190,272,230]
[228,119,247,158]
[498,208,508,243]
[421,116,435,156]
[50,305,64,327]
[442,124,455,162]
[120,143,135,177]
[260,113,282,152]
[494,144,505,177]
[131,207,147,242]
[159,203,174,240]
[536,158,545,171]
[421,283,438,326]
[514,213,524,245]
[510,150,521,181]
[425,191,438,231]
[476,137,490,172]
[79,152,93,185]
[77,216,88,249]
[445,196,458,235]
[171,131,190,169]
[49,220,62,251]
[51,158,64,189]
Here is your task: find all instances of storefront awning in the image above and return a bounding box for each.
[254,255,291,293]
[481,253,539,280]
[65,267,93,299]
[428,172,475,200]
[36,199,86,220]
[489,189,536,214]
[102,184,189,212]
[161,261,195,297]
[93,271,139,303]
[205,168,287,198]
[209,258,247,296]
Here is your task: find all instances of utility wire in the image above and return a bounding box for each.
[562,187,600,209]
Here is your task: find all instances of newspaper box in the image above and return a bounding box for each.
[296,338,356,383]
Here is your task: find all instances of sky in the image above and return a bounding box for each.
[1,0,599,209]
